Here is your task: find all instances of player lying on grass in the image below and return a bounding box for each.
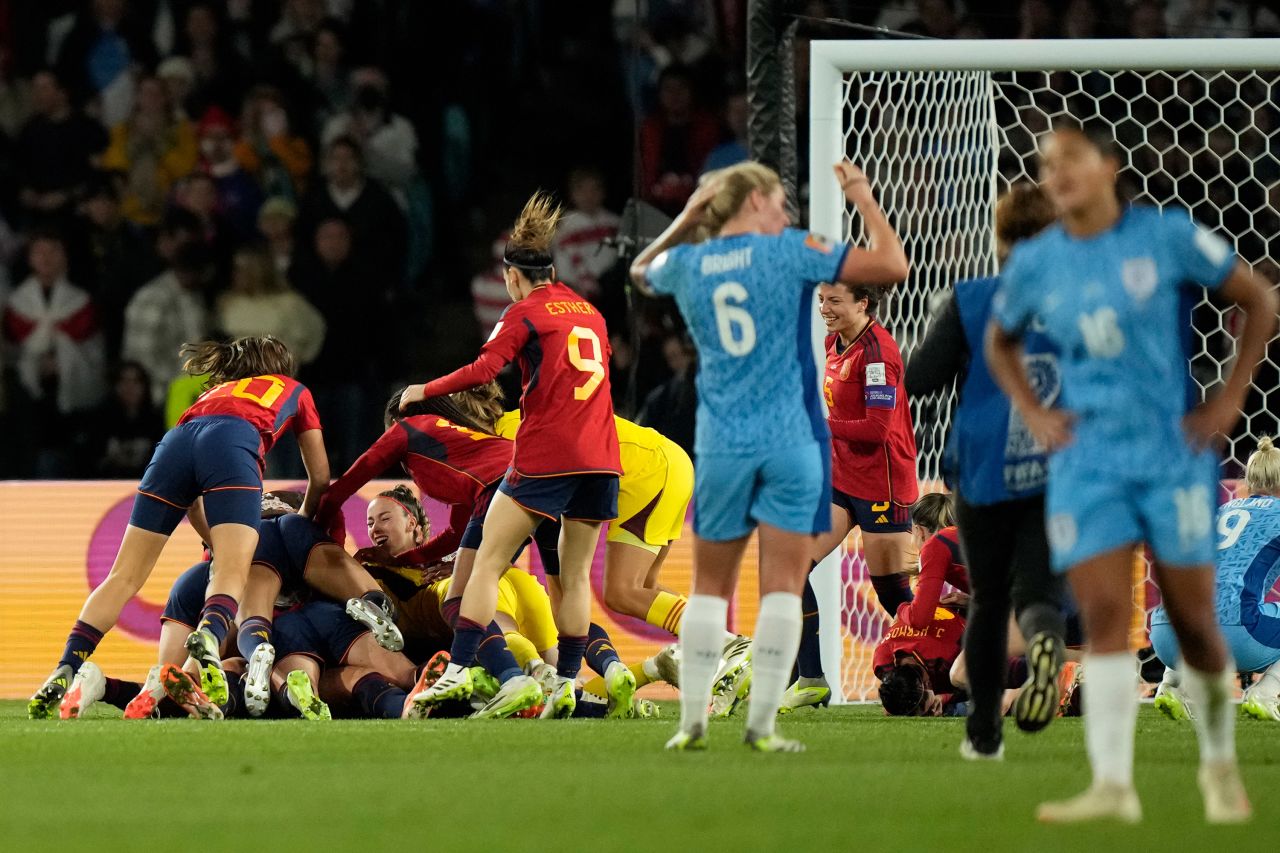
[317,387,546,718]
[632,159,908,752]
[363,487,658,719]
[1153,435,1280,723]
[31,336,330,719]
[986,117,1275,823]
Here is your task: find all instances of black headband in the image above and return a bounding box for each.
[503,245,553,270]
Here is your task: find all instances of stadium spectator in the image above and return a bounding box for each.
[639,65,721,216]
[702,90,748,173]
[2,231,106,474]
[217,245,325,367]
[72,174,158,361]
[1167,0,1253,38]
[637,332,697,458]
[552,166,620,302]
[176,1,248,117]
[77,359,165,478]
[296,217,380,470]
[101,75,199,227]
[235,85,312,201]
[16,70,109,224]
[1128,0,1169,38]
[122,240,213,405]
[1017,0,1059,39]
[258,196,298,276]
[901,0,960,39]
[305,17,353,135]
[297,135,406,291]
[156,56,196,119]
[54,0,158,127]
[321,67,419,206]
[1062,0,1107,39]
[195,106,263,244]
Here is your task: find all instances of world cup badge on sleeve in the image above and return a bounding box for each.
[1121,257,1157,304]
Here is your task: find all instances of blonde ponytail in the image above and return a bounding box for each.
[1246,436,1280,496]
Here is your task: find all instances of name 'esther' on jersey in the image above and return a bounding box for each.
[421,281,621,478]
[645,228,848,455]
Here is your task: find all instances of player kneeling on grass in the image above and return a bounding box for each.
[1153,436,1280,723]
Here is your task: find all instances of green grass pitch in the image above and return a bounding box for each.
[1,701,1277,851]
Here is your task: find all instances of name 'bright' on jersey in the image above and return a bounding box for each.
[646,228,848,454]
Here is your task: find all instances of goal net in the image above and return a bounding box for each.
[808,38,1280,702]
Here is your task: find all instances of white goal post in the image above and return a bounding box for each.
[808,38,1280,702]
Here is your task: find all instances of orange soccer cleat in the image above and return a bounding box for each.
[403,650,451,719]
[123,665,165,720]
[160,664,223,720]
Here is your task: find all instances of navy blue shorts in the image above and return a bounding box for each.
[460,482,501,551]
[499,470,619,523]
[273,601,369,668]
[832,488,912,534]
[161,560,211,629]
[253,514,334,596]
[130,416,263,535]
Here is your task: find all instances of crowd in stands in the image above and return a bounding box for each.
[1,1,1277,480]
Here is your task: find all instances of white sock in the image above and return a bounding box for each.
[745,592,802,738]
[678,595,729,734]
[1083,652,1139,788]
[641,656,660,681]
[1160,664,1181,689]
[1183,662,1237,764]
[1255,660,1280,697]
[605,660,626,682]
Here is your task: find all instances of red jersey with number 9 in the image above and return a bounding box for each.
[422,282,621,477]
[178,374,322,460]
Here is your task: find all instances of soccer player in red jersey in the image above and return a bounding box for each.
[782,281,920,712]
[316,388,543,718]
[873,602,966,717]
[29,336,330,718]
[897,493,968,630]
[401,192,622,719]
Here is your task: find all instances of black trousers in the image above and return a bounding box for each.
[955,490,1067,747]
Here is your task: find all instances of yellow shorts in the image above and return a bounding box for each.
[608,437,694,553]
[432,570,558,653]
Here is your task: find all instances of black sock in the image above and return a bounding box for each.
[796,573,824,679]
[101,677,141,710]
[869,574,913,615]
[352,672,407,719]
[236,617,273,660]
[197,594,239,647]
[476,622,523,683]
[556,634,588,679]
[58,620,104,674]
[584,623,621,677]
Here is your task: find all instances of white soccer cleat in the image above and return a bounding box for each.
[1154,681,1195,721]
[471,675,544,720]
[123,665,165,720]
[244,642,276,718]
[410,661,473,716]
[540,676,576,719]
[528,660,559,697]
[710,663,751,719]
[779,677,831,715]
[1240,686,1280,722]
[665,724,707,751]
[651,642,681,687]
[345,597,404,652]
[714,634,752,683]
[1199,761,1252,824]
[1036,783,1142,824]
[59,661,107,719]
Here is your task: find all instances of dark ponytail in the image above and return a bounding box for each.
[387,388,495,435]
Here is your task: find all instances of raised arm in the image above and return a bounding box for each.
[1183,262,1278,447]
[296,428,330,519]
[400,315,530,409]
[629,180,719,296]
[315,424,409,537]
[832,162,909,287]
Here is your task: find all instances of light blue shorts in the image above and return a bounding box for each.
[1045,445,1218,573]
[693,442,831,542]
[1151,615,1280,674]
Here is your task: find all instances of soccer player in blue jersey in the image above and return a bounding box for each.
[630,160,908,751]
[1153,436,1280,722]
[906,182,1070,755]
[987,118,1277,824]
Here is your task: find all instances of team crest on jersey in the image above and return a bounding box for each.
[804,232,834,254]
[1121,257,1157,303]
[840,360,852,380]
